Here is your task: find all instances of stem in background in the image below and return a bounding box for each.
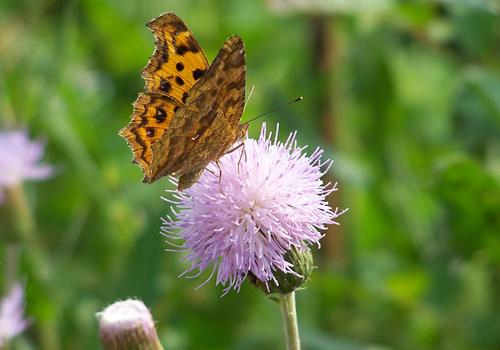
[6,184,61,350]
[6,185,50,282]
[279,292,301,350]
[4,244,20,293]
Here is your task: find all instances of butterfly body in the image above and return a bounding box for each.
[119,12,246,190]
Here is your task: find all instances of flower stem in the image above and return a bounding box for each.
[6,184,61,350]
[279,292,301,350]
[6,185,51,281]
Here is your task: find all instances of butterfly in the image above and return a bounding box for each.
[119,12,248,190]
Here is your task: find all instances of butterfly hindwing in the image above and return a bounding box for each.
[120,93,182,172]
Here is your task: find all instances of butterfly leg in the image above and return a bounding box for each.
[216,160,226,196]
[225,141,246,175]
[225,141,244,155]
[205,165,223,188]
[237,142,247,175]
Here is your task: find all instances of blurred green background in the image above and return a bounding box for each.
[1,0,500,349]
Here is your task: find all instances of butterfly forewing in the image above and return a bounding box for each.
[143,13,210,101]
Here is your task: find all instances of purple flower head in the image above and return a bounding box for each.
[0,130,53,203]
[161,123,347,295]
[0,282,33,346]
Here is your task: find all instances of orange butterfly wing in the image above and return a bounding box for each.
[119,13,210,178]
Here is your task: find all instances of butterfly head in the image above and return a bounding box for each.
[236,123,250,143]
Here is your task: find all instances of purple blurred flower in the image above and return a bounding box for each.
[161,123,347,295]
[96,299,161,350]
[0,282,33,346]
[0,130,53,203]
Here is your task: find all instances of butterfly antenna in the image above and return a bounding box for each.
[243,97,303,125]
[244,86,255,112]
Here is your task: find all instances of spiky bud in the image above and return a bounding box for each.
[248,244,314,295]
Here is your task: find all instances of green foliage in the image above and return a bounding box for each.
[1,0,500,349]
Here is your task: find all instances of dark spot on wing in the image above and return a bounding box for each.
[198,109,218,128]
[157,45,169,64]
[223,53,245,72]
[175,45,189,56]
[156,108,167,123]
[170,21,188,35]
[146,128,155,137]
[182,92,188,103]
[192,68,205,80]
[176,63,184,71]
[159,80,172,93]
[175,76,185,86]
[227,79,245,91]
[186,37,200,53]
[224,97,237,109]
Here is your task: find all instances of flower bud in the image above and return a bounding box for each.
[248,244,314,295]
[96,299,163,350]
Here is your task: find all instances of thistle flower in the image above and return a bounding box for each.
[96,299,163,350]
[0,130,53,203]
[0,282,33,347]
[161,123,347,295]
